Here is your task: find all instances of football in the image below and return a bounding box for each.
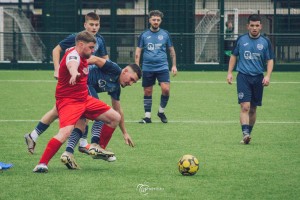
[178,154,199,176]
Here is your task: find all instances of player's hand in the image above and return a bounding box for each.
[123,132,134,147]
[227,73,233,84]
[262,76,270,86]
[171,66,177,77]
[69,73,81,85]
[54,70,59,80]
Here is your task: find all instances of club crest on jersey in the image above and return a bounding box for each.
[257,44,264,50]
[82,68,89,75]
[158,35,163,40]
[98,79,106,88]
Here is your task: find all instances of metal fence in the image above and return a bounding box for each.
[0,0,299,70]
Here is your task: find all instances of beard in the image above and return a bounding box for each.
[151,25,159,30]
[82,53,91,59]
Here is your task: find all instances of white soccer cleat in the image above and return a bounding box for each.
[33,163,48,173]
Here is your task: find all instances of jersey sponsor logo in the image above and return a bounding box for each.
[244,51,252,59]
[244,51,261,60]
[147,43,155,50]
[257,44,264,50]
[69,56,77,60]
[158,35,163,40]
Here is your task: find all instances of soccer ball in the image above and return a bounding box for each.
[178,154,199,176]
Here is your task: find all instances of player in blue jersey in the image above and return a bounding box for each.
[227,14,274,144]
[135,10,177,124]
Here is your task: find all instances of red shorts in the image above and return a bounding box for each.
[56,96,111,128]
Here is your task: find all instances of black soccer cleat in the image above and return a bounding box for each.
[157,112,168,123]
[139,117,152,124]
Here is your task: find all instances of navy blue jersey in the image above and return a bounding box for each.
[137,28,173,71]
[232,33,274,76]
[59,33,107,57]
[87,60,121,100]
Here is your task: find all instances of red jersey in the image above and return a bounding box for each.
[55,47,89,101]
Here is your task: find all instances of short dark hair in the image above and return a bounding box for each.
[75,31,96,44]
[128,64,142,79]
[85,12,100,22]
[248,14,261,23]
[149,10,164,18]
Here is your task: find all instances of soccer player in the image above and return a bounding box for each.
[25,12,108,154]
[135,10,177,124]
[61,60,141,169]
[33,31,119,173]
[227,14,274,144]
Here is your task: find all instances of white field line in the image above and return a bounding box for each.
[0,80,300,84]
[0,119,299,124]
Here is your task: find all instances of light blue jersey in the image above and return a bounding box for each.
[137,28,173,71]
[232,33,274,76]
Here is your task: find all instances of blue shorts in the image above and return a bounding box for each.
[236,72,264,106]
[142,69,170,87]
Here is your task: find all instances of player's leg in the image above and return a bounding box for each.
[249,74,264,135]
[33,125,75,173]
[90,120,117,162]
[33,98,85,173]
[25,105,58,154]
[237,73,252,144]
[139,71,155,123]
[83,96,119,157]
[61,119,86,169]
[157,69,171,123]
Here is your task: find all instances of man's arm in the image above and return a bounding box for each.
[111,98,134,147]
[227,55,237,84]
[135,47,142,66]
[87,55,106,68]
[169,46,177,76]
[52,45,63,79]
[262,59,274,86]
[67,60,80,85]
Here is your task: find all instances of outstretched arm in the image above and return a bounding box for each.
[111,98,134,147]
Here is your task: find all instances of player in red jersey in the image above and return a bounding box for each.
[33,31,119,173]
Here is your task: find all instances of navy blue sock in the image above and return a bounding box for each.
[35,121,50,135]
[249,126,253,134]
[66,128,83,154]
[160,95,169,109]
[144,96,152,113]
[91,120,104,144]
[241,124,250,135]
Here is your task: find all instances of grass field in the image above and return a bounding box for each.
[0,70,299,200]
